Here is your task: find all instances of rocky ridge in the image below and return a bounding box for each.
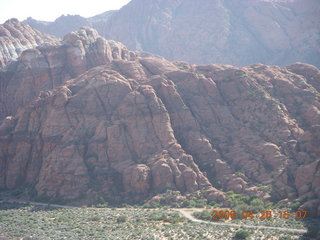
[0,26,136,120]
[24,0,320,67]
[25,13,115,39]
[0,27,319,215]
[0,19,59,68]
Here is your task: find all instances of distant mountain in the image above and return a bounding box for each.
[103,0,320,66]
[87,10,117,22]
[24,0,320,67]
[24,15,88,38]
[24,11,116,39]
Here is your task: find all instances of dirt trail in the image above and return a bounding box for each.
[176,208,307,234]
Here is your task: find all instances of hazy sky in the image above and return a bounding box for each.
[0,0,131,24]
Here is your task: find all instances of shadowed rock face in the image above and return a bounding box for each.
[0,19,59,68]
[0,34,319,214]
[26,0,320,67]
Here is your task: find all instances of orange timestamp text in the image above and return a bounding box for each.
[212,210,308,220]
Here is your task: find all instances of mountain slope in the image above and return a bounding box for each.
[24,0,320,67]
[0,30,319,215]
[103,0,320,66]
[24,11,116,39]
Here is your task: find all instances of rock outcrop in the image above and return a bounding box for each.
[0,19,59,68]
[25,0,320,67]
[0,26,136,120]
[0,36,319,213]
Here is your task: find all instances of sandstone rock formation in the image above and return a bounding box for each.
[0,31,319,214]
[25,0,320,67]
[0,19,59,68]
[0,26,136,120]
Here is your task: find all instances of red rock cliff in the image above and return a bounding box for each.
[0,51,319,215]
[0,26,136,120]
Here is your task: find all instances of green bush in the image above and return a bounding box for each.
[192,210,213,221]
[143,201,161,208]
[96,203,108,208]
[171,202,181,208]
[121,203,133,208]
[166,213,184,224]
[250,198,264,213]
[149,212,184,224]
[288,201,301,211]
[234,230,251,239]
[208,201,222,208]
[116,215,127,223]
[89,216,100,221]
[279,235,292,240]
[183,200,196,208]
[227,191,274,214]
[194,199,207,208]
[235,204,250,214]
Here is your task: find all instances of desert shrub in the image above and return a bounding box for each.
[158,190,182,207]
[208,200,222,207]
[192,210,213,221]
[288,201,301,211]
[166,213,184,224]
[116,215,127,223]
[143,201,161,208]
[149,212,184,224]
[89,216,100,221]
[183,200,196,208]
[194,199,207,208]
[121,203,133,208]
[227,191,273,214]
[279,235,292,240]
[250,198,264,213]
[235,204,250,213]
[96,202,108,208]
[275,201,289,209]
[234,230,251,239]
[171,202,181,208]
[258,184,272,194]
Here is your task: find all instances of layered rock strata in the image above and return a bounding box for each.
[0,19,59,68]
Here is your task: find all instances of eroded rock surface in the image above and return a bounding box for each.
[0,26,136,120]
[0,19,59,68]
[0,53,319,213]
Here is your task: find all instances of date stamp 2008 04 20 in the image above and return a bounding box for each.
[212,210,308,220]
